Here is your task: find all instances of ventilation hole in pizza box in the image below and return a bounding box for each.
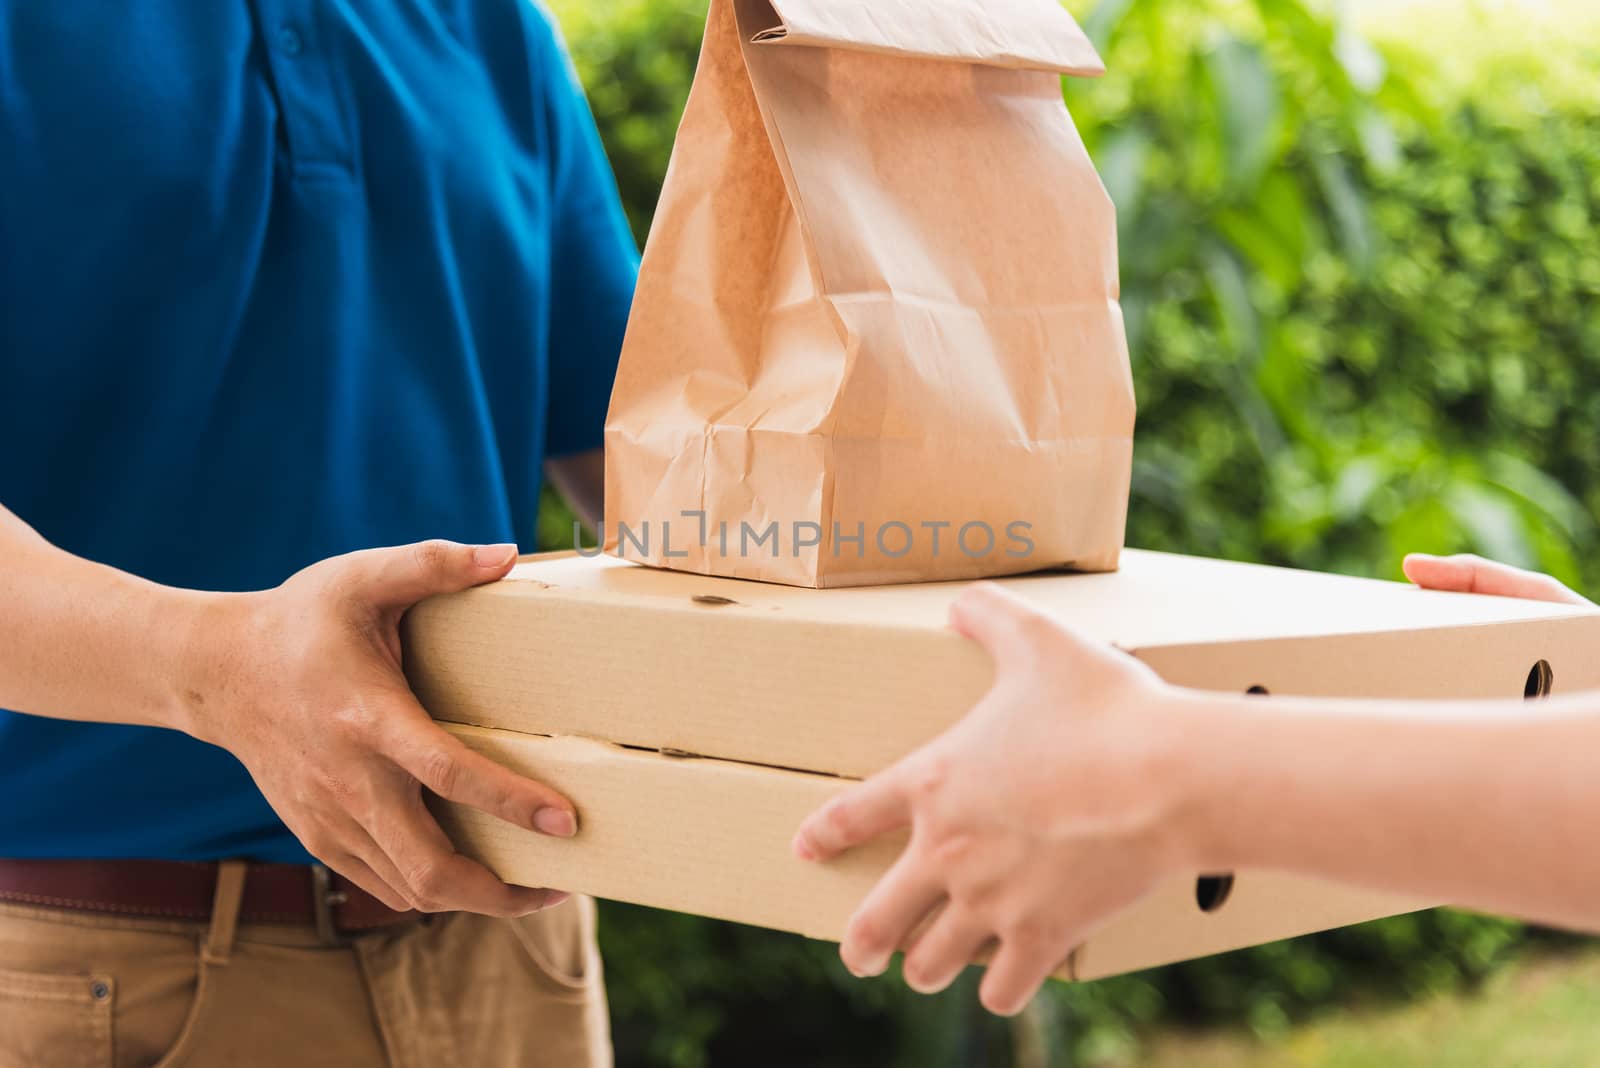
[1195,874,1235,913]
[1189,693,1254,912]
[1524,660,1554,700]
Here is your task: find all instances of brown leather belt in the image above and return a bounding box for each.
[0,860,418,945]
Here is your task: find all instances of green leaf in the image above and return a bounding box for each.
[1202,242,1261,361]
[1095,125,1151,226]
[1330,457,1386,521]
[1254,327,1315,441]
[1214,171,1310,292]
[1334,22,1387,94]
[1485,451,1594,541]
[1079,0,1136,53]
[1359,108,1404,173]
[1205,34,1283,192]
[1445,483,1536,568]
[1310,150,1375,273]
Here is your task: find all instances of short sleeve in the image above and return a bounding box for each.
[533,11,640,457]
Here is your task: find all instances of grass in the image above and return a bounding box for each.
[1136,945,1600,1067]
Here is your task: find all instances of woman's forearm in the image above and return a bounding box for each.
[798,571,1600,1015]
[0,505,210,730]
[1181,689,1600,931]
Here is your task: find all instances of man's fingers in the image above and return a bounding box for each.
[839,848,945,979]
[342,539,519,610]
[372,789,563,916]
[384,714,578,837]
[285,811,416,912]
[978,936,1074,1017]
[900,907,992,995]
[794,773,910,862]
[320,849,415,913]
[330,819,427,913]
[1403,553,1590,606]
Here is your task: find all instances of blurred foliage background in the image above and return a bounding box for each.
[537,0,1600,1062]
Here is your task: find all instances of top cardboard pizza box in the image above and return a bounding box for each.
[404,550,1600,979]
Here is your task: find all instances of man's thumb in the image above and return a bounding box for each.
[350,540,518,609]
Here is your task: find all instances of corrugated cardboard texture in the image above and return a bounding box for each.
[434,723,1431,980]
[408,551,1600,978]
[434,726,899,940]
[408,550,1600,779]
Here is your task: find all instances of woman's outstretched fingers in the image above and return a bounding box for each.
[900,906,992,995]
[978,936,1076,1017]
[796,571,1181,1015]
[948,583,1042,669]
[1403,552,1591,606]
[793,772,910,862]
[838,849,945,979]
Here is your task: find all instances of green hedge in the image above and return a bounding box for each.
[544,0,1600,1062]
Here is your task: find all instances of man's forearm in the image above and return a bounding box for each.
[0,505,210,731]
[1181,689,1600,931]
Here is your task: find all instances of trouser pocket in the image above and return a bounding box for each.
[356,899,613,1068]
[0,964,114,1068]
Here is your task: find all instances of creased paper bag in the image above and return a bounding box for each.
[604,0,1135,588]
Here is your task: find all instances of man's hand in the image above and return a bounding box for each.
[182,540,575,916]
[1403,553,1593,607]
[792,585,1191,1016]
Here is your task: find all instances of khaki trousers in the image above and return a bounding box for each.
[0,863,611,1068]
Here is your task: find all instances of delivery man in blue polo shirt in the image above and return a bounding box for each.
[0,4,633,1064]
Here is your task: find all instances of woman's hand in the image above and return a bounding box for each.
[792,584,1197,1016]
[182,540,577,917]
[1404,552,1593,607]
[793,554,1600,1018]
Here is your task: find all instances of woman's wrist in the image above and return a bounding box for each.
[1067,680,1250,885]
[1156,687,1261,877]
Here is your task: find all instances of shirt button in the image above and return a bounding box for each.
[276,24,305,56]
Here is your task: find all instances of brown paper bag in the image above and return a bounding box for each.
[604,0,1135,588]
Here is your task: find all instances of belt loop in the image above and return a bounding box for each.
[310,864,351,947]
[202,861,249,966]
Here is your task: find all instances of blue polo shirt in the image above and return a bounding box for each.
[0,2,637,862]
